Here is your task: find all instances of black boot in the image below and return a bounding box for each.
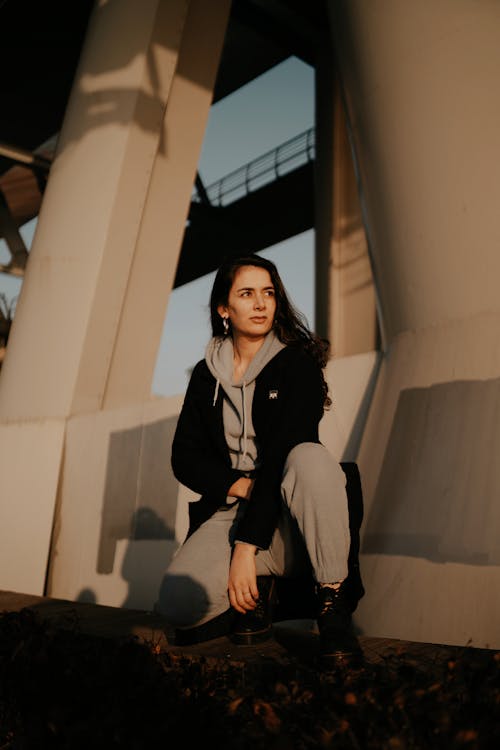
[316,583,363,661]
[230,576,276,645]
[174,607,235,646]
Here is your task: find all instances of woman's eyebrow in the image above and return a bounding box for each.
[236,285,275,293]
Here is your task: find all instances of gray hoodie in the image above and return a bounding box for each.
[205,330,285,474]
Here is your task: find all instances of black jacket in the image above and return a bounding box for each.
[171,344,325,550]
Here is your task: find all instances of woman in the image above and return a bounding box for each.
[158,255,361,659]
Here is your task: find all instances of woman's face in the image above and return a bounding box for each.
[218,265,277,340]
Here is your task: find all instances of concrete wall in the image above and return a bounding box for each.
[331,0,500,648]
[47,395,195,610]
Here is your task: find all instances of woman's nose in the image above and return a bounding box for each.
[254,295,265,309]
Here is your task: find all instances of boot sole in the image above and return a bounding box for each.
[229,626,274,645]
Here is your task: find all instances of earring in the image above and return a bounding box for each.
[223,317,229,335]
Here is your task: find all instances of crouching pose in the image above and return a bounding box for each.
[157,255,362,660]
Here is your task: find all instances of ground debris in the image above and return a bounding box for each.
[0,608,498,749]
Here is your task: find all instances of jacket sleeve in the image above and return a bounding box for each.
[171,363,243,501]
[235,350,325,549]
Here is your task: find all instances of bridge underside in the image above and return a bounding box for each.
[0,0,321,285]
[176,162,314,287]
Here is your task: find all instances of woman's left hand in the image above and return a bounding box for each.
[228,543,259,613]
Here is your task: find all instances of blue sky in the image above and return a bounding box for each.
[0,56,315,396]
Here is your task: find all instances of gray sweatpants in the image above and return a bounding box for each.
[157,442,350,629]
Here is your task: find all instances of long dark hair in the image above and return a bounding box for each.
[209,255,332,409]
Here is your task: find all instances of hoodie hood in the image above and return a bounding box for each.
[205,329,285,392]
[205,330,285,471]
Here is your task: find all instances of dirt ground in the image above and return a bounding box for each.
[0,592,499,749]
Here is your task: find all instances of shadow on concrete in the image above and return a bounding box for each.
[97,416,179,575]
[363,378,500,565]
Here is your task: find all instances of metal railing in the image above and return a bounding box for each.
[194,127,315,208]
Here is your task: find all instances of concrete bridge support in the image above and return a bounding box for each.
[315,39,378,359]
[330,0,500,648]
[0,0,230,597]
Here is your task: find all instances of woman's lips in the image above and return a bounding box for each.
[250,316,267,323]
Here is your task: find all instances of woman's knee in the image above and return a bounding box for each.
[284,442,345,484]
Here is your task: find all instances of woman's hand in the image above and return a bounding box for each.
[227,476,254,500]
[228,543,259,613]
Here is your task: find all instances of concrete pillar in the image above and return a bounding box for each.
[315,32,377,357]
[330,0,500,648]
[0,0,230,596]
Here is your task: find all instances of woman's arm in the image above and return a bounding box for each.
[236,350,325,549]
[226,353,324,609]
[228,543,259,613]
[227,476,254,500]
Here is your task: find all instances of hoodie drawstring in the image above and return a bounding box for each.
[242,381,248,459]
[212,379,220,407]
